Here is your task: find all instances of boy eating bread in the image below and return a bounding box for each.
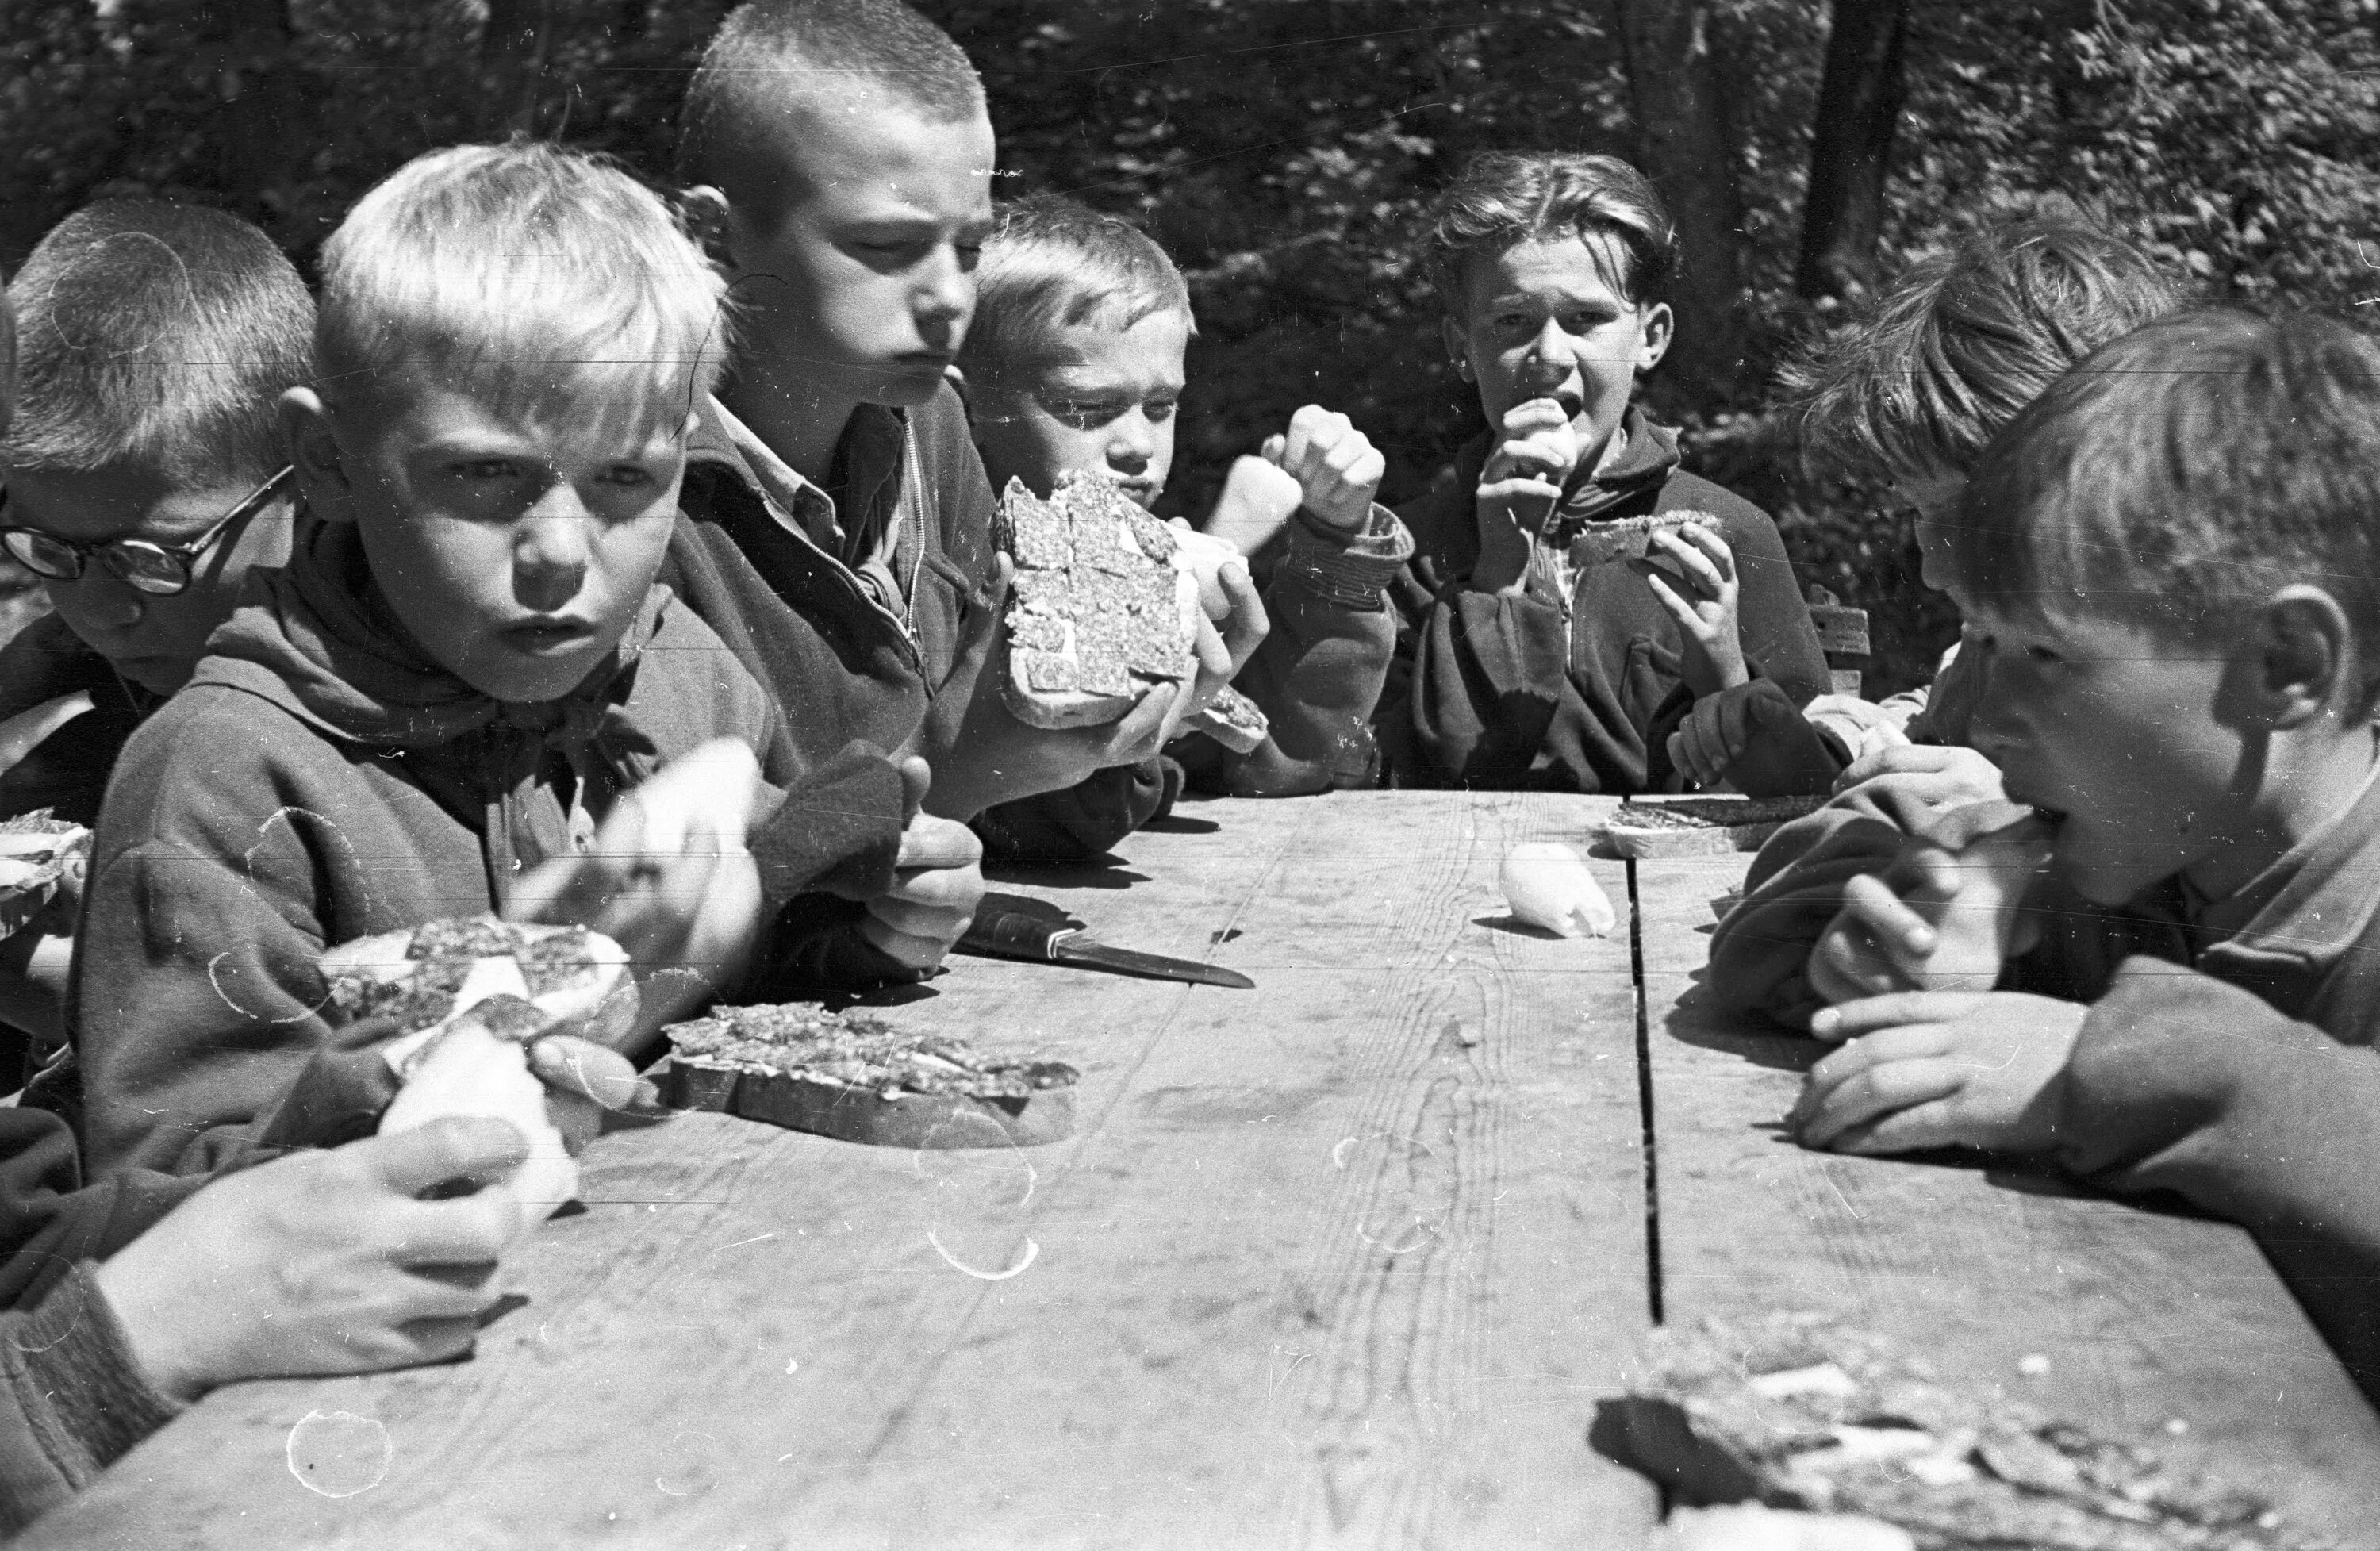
[1780,309,2380,1390]
[70,144,788,1175]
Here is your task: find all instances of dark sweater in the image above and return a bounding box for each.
[68,523,793,1177]
[1380,409,1829,793]
[0,615,150,830]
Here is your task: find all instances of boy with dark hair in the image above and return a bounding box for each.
[670,0,1254,953]
[958,192,1412,823]
[1383,152,1829,793]
[1706,221,2192,1028]
[0,282,646,1541]
[0,200,313,1051]
[70,143,822,1176]
[1778,309,2380,1390]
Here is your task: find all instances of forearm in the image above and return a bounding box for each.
[1240,506,1411,781]
[0,1264,184,1536]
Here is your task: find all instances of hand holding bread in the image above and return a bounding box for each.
[1472,397,1576,592]
[1633,522,1749,697]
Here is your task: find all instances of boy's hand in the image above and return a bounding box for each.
[1471,399,1574,594]
[1201,454,1305,556]
[1833,741,2006,811]
[1666,680,1760,787]
[1262,405,1385,532]
[1791,991,2088,1156]
[92,1116,531,1402]
[1633,523,1747,698]
[1806,812,2050,1010]
[524,1033,651,1153]
[859,758,983,975]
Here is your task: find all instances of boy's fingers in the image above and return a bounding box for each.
[1259,432,1288,467]
[896,756,931,823]
[1798,1055,1963,1150]
[1104,681,1176,762]
[1637,567,1709,637]
[1831,1099,1967,1157]
[1842,874,1937,953]
[857,915,952,971]
[1809,990,1984,1041]
[894,814,982,873]
[526,1035,643,1111]
[1677,521,1736,572]
[1649,530,1727,593]
[357,1115,530,1199]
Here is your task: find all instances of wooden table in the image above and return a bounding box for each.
[26,793,2380,1549]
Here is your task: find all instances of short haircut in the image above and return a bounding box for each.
[1422,152,1679,314]
[2,199,312,486]
[957,194,1194,390]
[1948,309,2380,647]
[1784,219,2194,486]
[677,0,985,193]
[316,142,731,443]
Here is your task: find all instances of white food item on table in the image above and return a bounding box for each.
[1500,843,1616,938]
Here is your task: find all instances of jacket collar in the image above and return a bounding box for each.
[685,394,908,563]
[2197,754,2380,976]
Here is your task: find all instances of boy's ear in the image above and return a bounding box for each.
[280,388,357,526]
[1636,303,1675,372]
[679,186,733,263]
[2245,584,2357,730]
[1439,317,1474,382]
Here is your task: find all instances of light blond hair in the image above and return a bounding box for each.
[958,194,1194,393]
[316,142,731,440]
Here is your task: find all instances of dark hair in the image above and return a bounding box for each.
[1949,309,2380,644]
[957,194,1193,389]
[677,0,985,190]
[1421,152,1679,313]
[1783,219,2194,486]
[1,199,312,485]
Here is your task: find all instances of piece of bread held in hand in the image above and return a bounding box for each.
[1186,685,1269,754]
[321,916,639,1048]
[0,811,89,939]
[379,969,581,1217]
[996,470,1200,729]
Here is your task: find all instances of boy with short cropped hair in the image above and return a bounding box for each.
[1778,309,2380,1388]
[668,0,1254,940]
[1382,152,1829,793]
[958,193,1413,827]
[70,142,831,1177]
[1706,222,2191,1028]
[0,200,313,1052]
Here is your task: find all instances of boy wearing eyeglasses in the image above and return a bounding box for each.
[0,201,311,1055]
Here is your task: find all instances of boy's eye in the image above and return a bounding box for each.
[600,466,656,489]
[1146,399,1178,424]
[451,459,518,480]
[1054,401,1123,430]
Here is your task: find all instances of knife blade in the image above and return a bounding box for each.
[957,908,1253,989]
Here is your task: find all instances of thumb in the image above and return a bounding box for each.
[1260,432,1287,467]
[896,756,931,824]
[357,1115,530,1197]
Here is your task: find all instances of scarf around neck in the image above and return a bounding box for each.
[194,520,670,901]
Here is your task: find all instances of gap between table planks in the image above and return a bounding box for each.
[24,791,1658,1551]
[1633,850,2380,1547]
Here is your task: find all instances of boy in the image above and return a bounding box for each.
[1780,310,2380,1390]
[1669,219,2191,793]
[0,284,644,1539]
[69,142,820,1177]
[1704,223,2190,1029]
[0,201,311,1051]
[956,193,1412,833]
[1380,152,1829,793]
[666,1,1256,946]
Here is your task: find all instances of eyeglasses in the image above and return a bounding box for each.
[0,465,295,597]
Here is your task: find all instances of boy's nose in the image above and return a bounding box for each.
[65,574,145,632]
[512,498,593,609]
[1107,418,1154,472]
[912,251,971,340]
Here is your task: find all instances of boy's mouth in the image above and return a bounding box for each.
[501,617,599,655]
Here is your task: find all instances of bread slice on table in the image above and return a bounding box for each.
[996,470,1200,729]
[1601,794,1825,858]
[1612,1313,2305,1549]
[661,1003,1079,1148]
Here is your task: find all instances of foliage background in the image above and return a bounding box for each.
[8,0,2380,686]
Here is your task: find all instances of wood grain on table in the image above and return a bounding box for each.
[27,792,1657,1551]
[1637,850,2380,1546]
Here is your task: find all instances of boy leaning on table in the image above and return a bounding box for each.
[0,202,313,1059]
[0,268,645,1542]
[66,142,838,1179]
[955,192,1415,839]
[1744,309,2380,1393]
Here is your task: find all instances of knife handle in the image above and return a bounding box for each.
[964,908,1077,961]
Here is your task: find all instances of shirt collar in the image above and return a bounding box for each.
[2197,750,2380,973]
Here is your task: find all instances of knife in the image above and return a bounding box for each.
[957,908,1253,989]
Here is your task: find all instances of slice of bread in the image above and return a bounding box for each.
[1570,509,1714,569]
[662,1002,1079,1148]
[1188,685,1269,754]
[1602,794,1824,858]
[996,471,1200,729]
[321,916,637,1046]
[0,811,87,938]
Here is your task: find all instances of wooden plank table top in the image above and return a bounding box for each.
[29,792,1656,1551]
[1637,851,2380,1547]
[26,793,2380,1548]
